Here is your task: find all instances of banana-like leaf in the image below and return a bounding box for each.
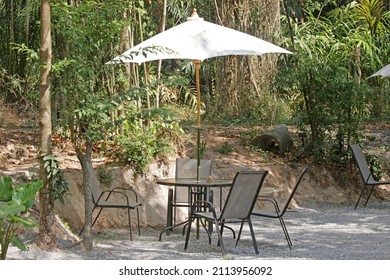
[10,236,28,251]
[0,177,13,202]
[12,181,43,207]
[0,204,26,219]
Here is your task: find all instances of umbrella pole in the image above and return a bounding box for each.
[195,59,201,240]
[195,59,201,181]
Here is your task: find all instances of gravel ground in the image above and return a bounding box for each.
[6,201,390,260]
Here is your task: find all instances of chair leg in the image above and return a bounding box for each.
[248,219,259,254]
[92,208,103,228]
[198,218,212,244]
[364,185,376,206]
[235,221,245,246]
[136,207,141,236]
[278,216,292,249]
[79,206,99,236]
[355,184,368,209]
[216,221,226,247]
[127,208,133,241]
[214,221,226,256]
[184,217,194,250]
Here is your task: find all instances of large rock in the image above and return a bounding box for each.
[252,125,293,154]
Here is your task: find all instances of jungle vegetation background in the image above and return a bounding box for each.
[1,0,389,250]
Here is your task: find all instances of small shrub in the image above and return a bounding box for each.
[217,141,234,154]
[98,167,113,185]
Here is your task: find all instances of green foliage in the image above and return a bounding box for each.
[43,154,69,205]
[0,0,41,104]
[0,177,43,260]
[276,53,370,162]
[366,153,384,181]
[217,141,234,155]
[277,1,389,163]
[97,167,113,185]
[113,111,184,173]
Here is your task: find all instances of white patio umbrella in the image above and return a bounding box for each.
[368,63,390,78]
[109,9,292,179]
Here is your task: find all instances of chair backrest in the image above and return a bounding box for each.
[280,167,308,216]
[349,144,373,183]
[220,170,268,220]
[175,158,212,179]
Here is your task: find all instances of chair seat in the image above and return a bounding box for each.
[193,211,220,220]
[252,209,280,218]
[366,178,390,185]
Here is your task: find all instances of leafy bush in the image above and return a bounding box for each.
[114,116,183,173]
[366,153,384,181]
[0,177,43,260]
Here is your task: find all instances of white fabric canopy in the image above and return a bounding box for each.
[110,11,292,64]
[369,63,390,79]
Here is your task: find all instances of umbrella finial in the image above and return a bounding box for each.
[187,8,203,21]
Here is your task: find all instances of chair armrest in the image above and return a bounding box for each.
[112,186,140,202]
[190,200,218,220]
[98,189,130,205]
[100,189,142,207]
[257,195,281,212]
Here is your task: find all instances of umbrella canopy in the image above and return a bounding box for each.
[369,63,390,78]
[109,9,292,179]
[111,10,292,63]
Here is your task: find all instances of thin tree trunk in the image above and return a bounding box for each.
[8,0,14,74]
[157,0,167,80]
[76,138,94,251]
[282,0,295,51]
[138,9,150,109]
[25,0,30,46]
[37,0,56,251]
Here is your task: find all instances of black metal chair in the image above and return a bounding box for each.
[350,144,390,209]
[184,170,268,256]
[251,167,308,249]
[83,183,142,241]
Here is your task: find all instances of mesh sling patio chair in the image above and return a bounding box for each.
[251,167,308,250]
[81,183,142,241]
[184,170,268,256]
[350,144,390,209]
[167,158,212,229]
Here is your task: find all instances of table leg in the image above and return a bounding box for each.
[207,189,214,233]
[166,188,173,235]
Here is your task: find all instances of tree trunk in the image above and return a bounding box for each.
[76,137,94,251]
[36,0,56,251]
[214,0,282,117]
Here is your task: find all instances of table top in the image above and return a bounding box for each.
[156,178,233,187]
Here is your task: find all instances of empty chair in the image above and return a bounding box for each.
[168,158,212,227]
[349,144,390,209]
[251,167,308,249]
[184,170,268,256]
[88,183,142,240]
